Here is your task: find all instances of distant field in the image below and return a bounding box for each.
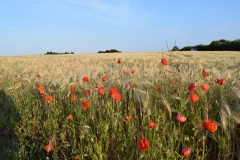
[0,51,240,159]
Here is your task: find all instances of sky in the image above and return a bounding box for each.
[0,0,240,56]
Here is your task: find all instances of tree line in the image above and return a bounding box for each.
[44,51,74,55]
[179,39,240,51]
[98,49,122,53]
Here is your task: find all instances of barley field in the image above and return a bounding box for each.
[0,51,240,159]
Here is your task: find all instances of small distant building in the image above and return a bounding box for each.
[191,48,197,51]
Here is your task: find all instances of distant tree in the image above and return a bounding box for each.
[71,52,74,54]
[171,46,179,51]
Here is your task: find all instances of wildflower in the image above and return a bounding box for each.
[38,85,44,90]
[70,95,77,102]
[42,96,53,103]
[188,82,197,92]
[149,121,156,128]
[161,58,168,65]
[219,79,226,85]
[138,138,150,151]
[37,74,41,78]
[181,148,191,157]
[157,83,161,88]
[85,89,91,96]
[70,87,76,93]
[131,69,135,74]
[82,100,90,110]
[118,58,122,64]
[74,155,79,159]
[98,88,105,95]
[111,92,121,101]
[190,94,199,102]
[45,144,53,152]
[95,83,102,88]
[109,88,118,94]
[176,114,187,123]
[39,89,45,95]
[169,79,174,83]
[68,114,73,120]
[83,76,89,82]
[129,83,134,89]
[102,76,108,81]
[202,70,209,77]
[202,120,218,133]
[201,83,209,92]
[126,116,131,121]
[214,78,220,83]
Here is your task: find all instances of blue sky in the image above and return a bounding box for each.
[0,0,240,56]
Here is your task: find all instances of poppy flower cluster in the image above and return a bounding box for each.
[188,82,197,92]
[202,120,218,132]
[42,95,53,103]
[109,87,121,101]
[214,78,226,85]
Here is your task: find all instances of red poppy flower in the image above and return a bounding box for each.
[42,96,53,103]
[181,148,191,157]
[188,82,197,92]
[38,85,44,90]
[118,58,122,64]
[111,93,121,101]
[37,74,41,78]
[129,83,134,89]
[149,121,156,128]
[95,83,102,88]
[138,138,150,151]
[202,120,218,133]
[202,70,209,77]
[169,79,174,83]
[109,88,118,94]
[68,114,73,120]
[98,88,105,95]
[131,69,135,74]
[39,89,45,95]
[70,87,76,93]
[126,116,132,121]
[157,83,161,88]
[70,95,77,102]
[82,100,90,110]
[83,76,89,82]
[102,76,108,81]
[219,79,226,85]
[176,114,187,123]
[214,78,220,83]
[74,155,79,159]
[45,144,53,152]
[85,89,91,96]
[201,83,209,92]
[190,94,199,102]
[161,58,168,65]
